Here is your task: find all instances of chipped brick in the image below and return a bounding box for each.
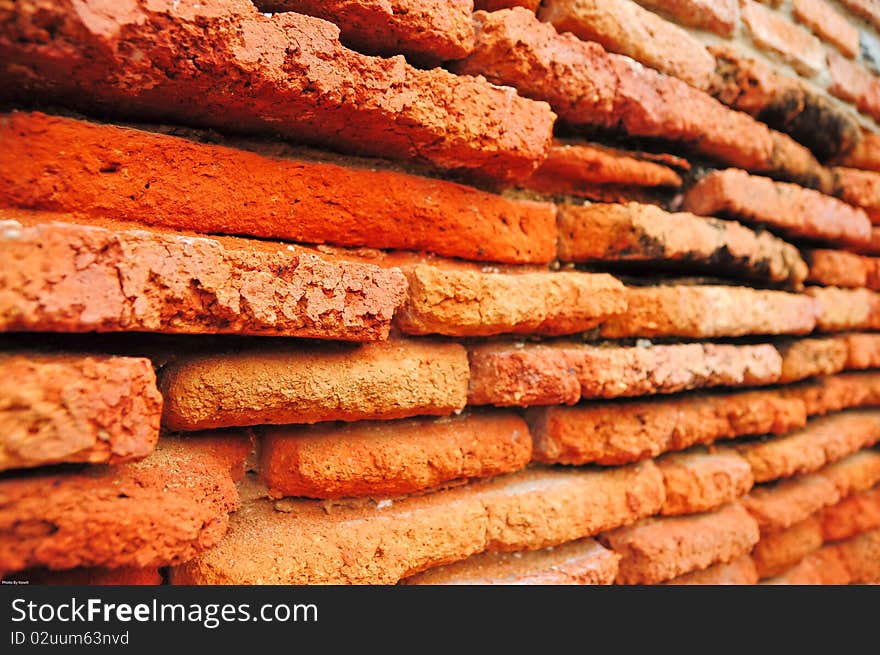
[657,449,754,516]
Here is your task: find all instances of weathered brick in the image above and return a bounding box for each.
[173,462,664,584]
[12,568,162,586]
[741,472,841,532]
[663,555,758,585]
[762,545,851,584]
[776,336,849,383]
[600,503,759,584]
[657,449,754,516]
[0,212,406,340]
[538,0,716,89]
[395,265,626,337]
[400,539,620,585]
[793,0,859,59]
[467,341,782,406]
[829,528,880,583]
[837,132,880,173]
[637,0,739,36]
[556,203,808,287]
[454,8,826,188]
[0,353,160,472]
[159,340,469,431]
[0,436,250,575]
[806,286,880,331]
[253,0,474,61]
[806,249,880,289]
[683,168,872,247]
[785,370,880,416]
[832,166,880,223]
[840,0,880,32]
[732,410,880,483]
[842,332,880,368]
[0,1,554,183]
[752,516,823,578]
[0,112,557,265]
[828,51,880,123]
[475,0,541,9]
[598,285,816,338]
[820,449,880,497]
[819,484,880,541]
[741,0,825,77]
[259,411,532,499]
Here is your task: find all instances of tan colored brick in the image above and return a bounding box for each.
[776,336,849,384]
[819,484,880,541]
[600,503,759,584]
[832,166,880,224]
[806,286,880,332]
[400,538,620,585]
[732,410,880,483]
[160,340,469,431]
[0,2,554,183]
[0,112,557,265]
[259,411,532,499]
[253,0,474,62]
[683,168,872,247]
[663,555,758,585]
[454,8,826,188]
[752,516,823,579]
[173,462,664,584]
[828,52,880,124]
[806,249,880,289]
[556,203,808,287]
[395,265,626,337]
[741,0,825,77]
[657,449,754,516]
[539,0,716,89]
[0,353,160,472]
[12,568,162,586]
[637,0,739,36]
[793,0,859,59]
[527,387,806,466]
[0,211,406,341]
[467,341,782,406]
[741,472,841,532]
[0,436,250,576]
[598,285,816,338]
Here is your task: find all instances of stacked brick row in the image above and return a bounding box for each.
[2,0,880,585]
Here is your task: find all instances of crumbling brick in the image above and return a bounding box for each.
[776,336,849,383]
[656,449,754,516]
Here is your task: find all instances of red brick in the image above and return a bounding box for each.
[253,0,474,62]
[0,211,406,340]
[0,1,554,183]
[683,168,872,247]
[0,436,250,576]
[259,411,532,499]
[527,387,805,466]
[741,0,825,77]
[598,285,816,338]
[538,0,716,89]
[657,449,754,516]
[752,516,823,578]
[173,462,664,584]
[806,286,880,332]
[12,568,162,586]
[819,484,880,541]
[454,8,826,188]
[0,353,160,472]
[663,555,758,585]
[742,474,841,533]
[556,203,808,287]
[828,52,880,124]
[793,0,859,59]
[600,503,759,584]
[475,0,541,9]
[160,339,469,431]
[837,132,880,173]
[467,341,782,406]
[806,249,880,289]
[0,112,557,265]
[637,0,739,36]
[832,166,880,224]
[400,538,620,585]
[776,336,849,383]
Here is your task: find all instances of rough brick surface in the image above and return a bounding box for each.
[259,411,532,499]
[0,1,554,183]
[0,436,250,575]
[467,341,782,406]
[741,0,825,77]
[820,449,880,497]
[733,410,880,483]
[683,168,872,247]
[160,340,469,431]
[752,516,823,578]
[556,203,808,287]
[0,353,159,474]
[792,0,859,59]
[13,568,162,586]
[828,52,880,123]
[831,528,880,583]
[527,388,806,465]
[663,555,758,585]
[400,538,620,585]
[838,132,880,173]
[657,449,754,516]
[254,0,474,61]
[807,286,880,332]
[842,333,880,368]
[454,9,825,187]
[776,336,849,383]
[395,266,626,337]
[0,212,406,340]
[538,0,716,89]
[819,485,880,541]
[637,0,739,36]
[786,371,880,417]
[840,0,880,31]
[742,470,843,532]
[806,249,880,289]
[475,0,541,9]
[600,503,760,584]
[598,285,816,338]
[0,112,557,265]
[832,166,880,224]
[763,545,851,584]
[173,462,664,584]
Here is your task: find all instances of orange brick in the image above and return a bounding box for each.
[842,332,880,368]
[806,286,880,332]
[656,449,754,516]
[637,0,739,36]
[0,1,554,183]
[819,484,880,541]
[806,249,880,289]
[828,52,880,124]
[820,449,880,497]
[776,336,849,383]
[793,0,859,59]
[831,528,880,583]
[785,370,880,416]
[840,0,880,32]
[663,555,758,585]
[741,472,841,532]
[763,545,851,584]
[837,132,880,173]
[741,0,825,77]
[752,516,823,578]
[832,166,880,224]
[475,0,541,9]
